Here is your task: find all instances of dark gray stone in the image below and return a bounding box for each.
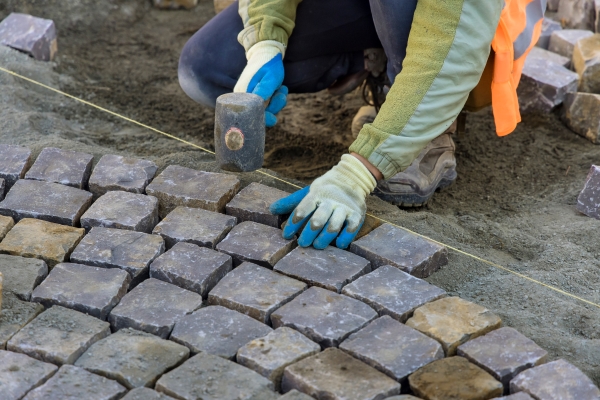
[155,352,278,400]
[122,388,176,400]
[0,179,92,226]
[339,316,443,383]
[341,265,446,322]
[274,246,371,293]
[80,191,159,233]
[74,328,189,389]
[495,393,534,400]
[0,178,5,201]
[88,154,158,198]
[0,13,57,61]
[149,242,232,298]
[216,221,297,268]
[70,227,164,287]
[0,292,44,349]
[7,306,111,365]
[536,18,562,49]
[0,350,57,399]
[25,147,93,189]
[0,144,31,191]
[31,263,130,320]
[208,262,306,324]
[0,254,48,301]
[349,224,448,278]
[549,29,595,59]
[145,165,240,217]
[280,390,315,400]
[170,305,273,359]
[577,165,600,219]
[528,46,570,68]
[225,182,289,228]
[108,278,203,338]
[271,286,377,348]
[152,206,236,249]
[23,365,127,400]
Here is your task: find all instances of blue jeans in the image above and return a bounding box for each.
[178,0,417,107]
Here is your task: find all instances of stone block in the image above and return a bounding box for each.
[576,165,600,219]
[153,0,198,10]
[536,18,562,49]
[547,0,560,11]
[74,328,189,389]
[88,154,158,198]
[562,92,600,144]
[457,327,548,392]
[279,390,315,400]
[549,29,594,58]
[22,364,127,400]
[25,147,93,189]
[0,179,92,226]
[0,178,5,201]
[152,206,236,249]
[495,393,534,400]
[406,297,502,356]
[122,387,177,400]
[208,262,305,324]
[108,278,202,338]
[146,165,240,217]
[170,305,273,359]
[237,327,321,391]
[271,286,377,348]
[0,254,48,301]
[80,191,159,233]
[216,221,297,268]
[510,359,600,399]
[557,0,595,30]
[31,262,130,320]
[408,357,503,400]
[0,13,57,61]
[149,242,232,297]
[349,223,448,278]
[385,396,423,400]
[281,348,401,399]
[339,316,443,383]
[0,218,84,268]
[274,246,371,293]
[573,34,600,93]
[7,306,110,365]
[0,215,13,241]
[70,227,164,286]
[0,350,58,400]
[214,0,236,14]
[0,293,44,349]
[225,182,289,228]
[0,272,2,314]
[0,144,31,191]
[342,265,446,322]
[528,46,570,68]
[517,57,579,113]
[155,352,278,400]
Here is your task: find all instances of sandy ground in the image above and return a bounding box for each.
[2,0,600,384]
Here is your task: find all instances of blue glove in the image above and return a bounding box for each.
[234,41,287,127]
[270,155,377,249]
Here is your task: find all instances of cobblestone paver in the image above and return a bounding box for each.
[108,278,203,338]
[0,218,85,268]
[0,349,58,400]
[88,154,158,198]
[153,206,236,248]
[279,389,315,400]
[31,263,130,319]
[349,223,448,278]
[0,179,5,201]
[271,286,377,347]
[149,242,232,297]
[208,262,306,324]
[0,254,47,301]
[24,147,93,189]
[170,305,273,359]
[225,182,289,228]
[0,215,13,240]
[7,305,110,365]
[155,352,278,400]
[0,293,43,348]
[282,348,400,399]
[495,393,534,400]
[0,144,31,190]
[74,328,189,389]
[122,387,177,400]
[274,246,371,293]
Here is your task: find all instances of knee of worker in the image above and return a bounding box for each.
[178,49,220,108]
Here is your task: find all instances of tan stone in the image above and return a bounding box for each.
[214,0,235,13]
[0,215,14,241]
[154,0,198,9]
[408,357,503,400]
[406,297,502,356]
[573,34,600,93]
[0,292,44,349]
[562,92,600,144]
[0,219,84,268]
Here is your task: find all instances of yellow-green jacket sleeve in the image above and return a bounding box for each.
[349,0,503,179]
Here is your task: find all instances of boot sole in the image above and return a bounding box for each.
[374,169,457,208]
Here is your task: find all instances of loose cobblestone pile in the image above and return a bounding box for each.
[0,144,598,399]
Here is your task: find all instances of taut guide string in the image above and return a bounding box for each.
[2,65,598,310]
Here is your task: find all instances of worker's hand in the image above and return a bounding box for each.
[234,41,287,127]
[270,154,377,249]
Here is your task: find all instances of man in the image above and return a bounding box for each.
[178,0,545,249]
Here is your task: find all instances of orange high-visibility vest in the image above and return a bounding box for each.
[491,0,545,136]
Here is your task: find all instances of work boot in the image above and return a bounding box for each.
[373,131,457,207]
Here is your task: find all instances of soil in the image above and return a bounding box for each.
[1,0,600,385]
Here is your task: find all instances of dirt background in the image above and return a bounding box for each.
[1,0,600,385]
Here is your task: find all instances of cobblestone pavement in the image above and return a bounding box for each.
[0,144,598,400]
